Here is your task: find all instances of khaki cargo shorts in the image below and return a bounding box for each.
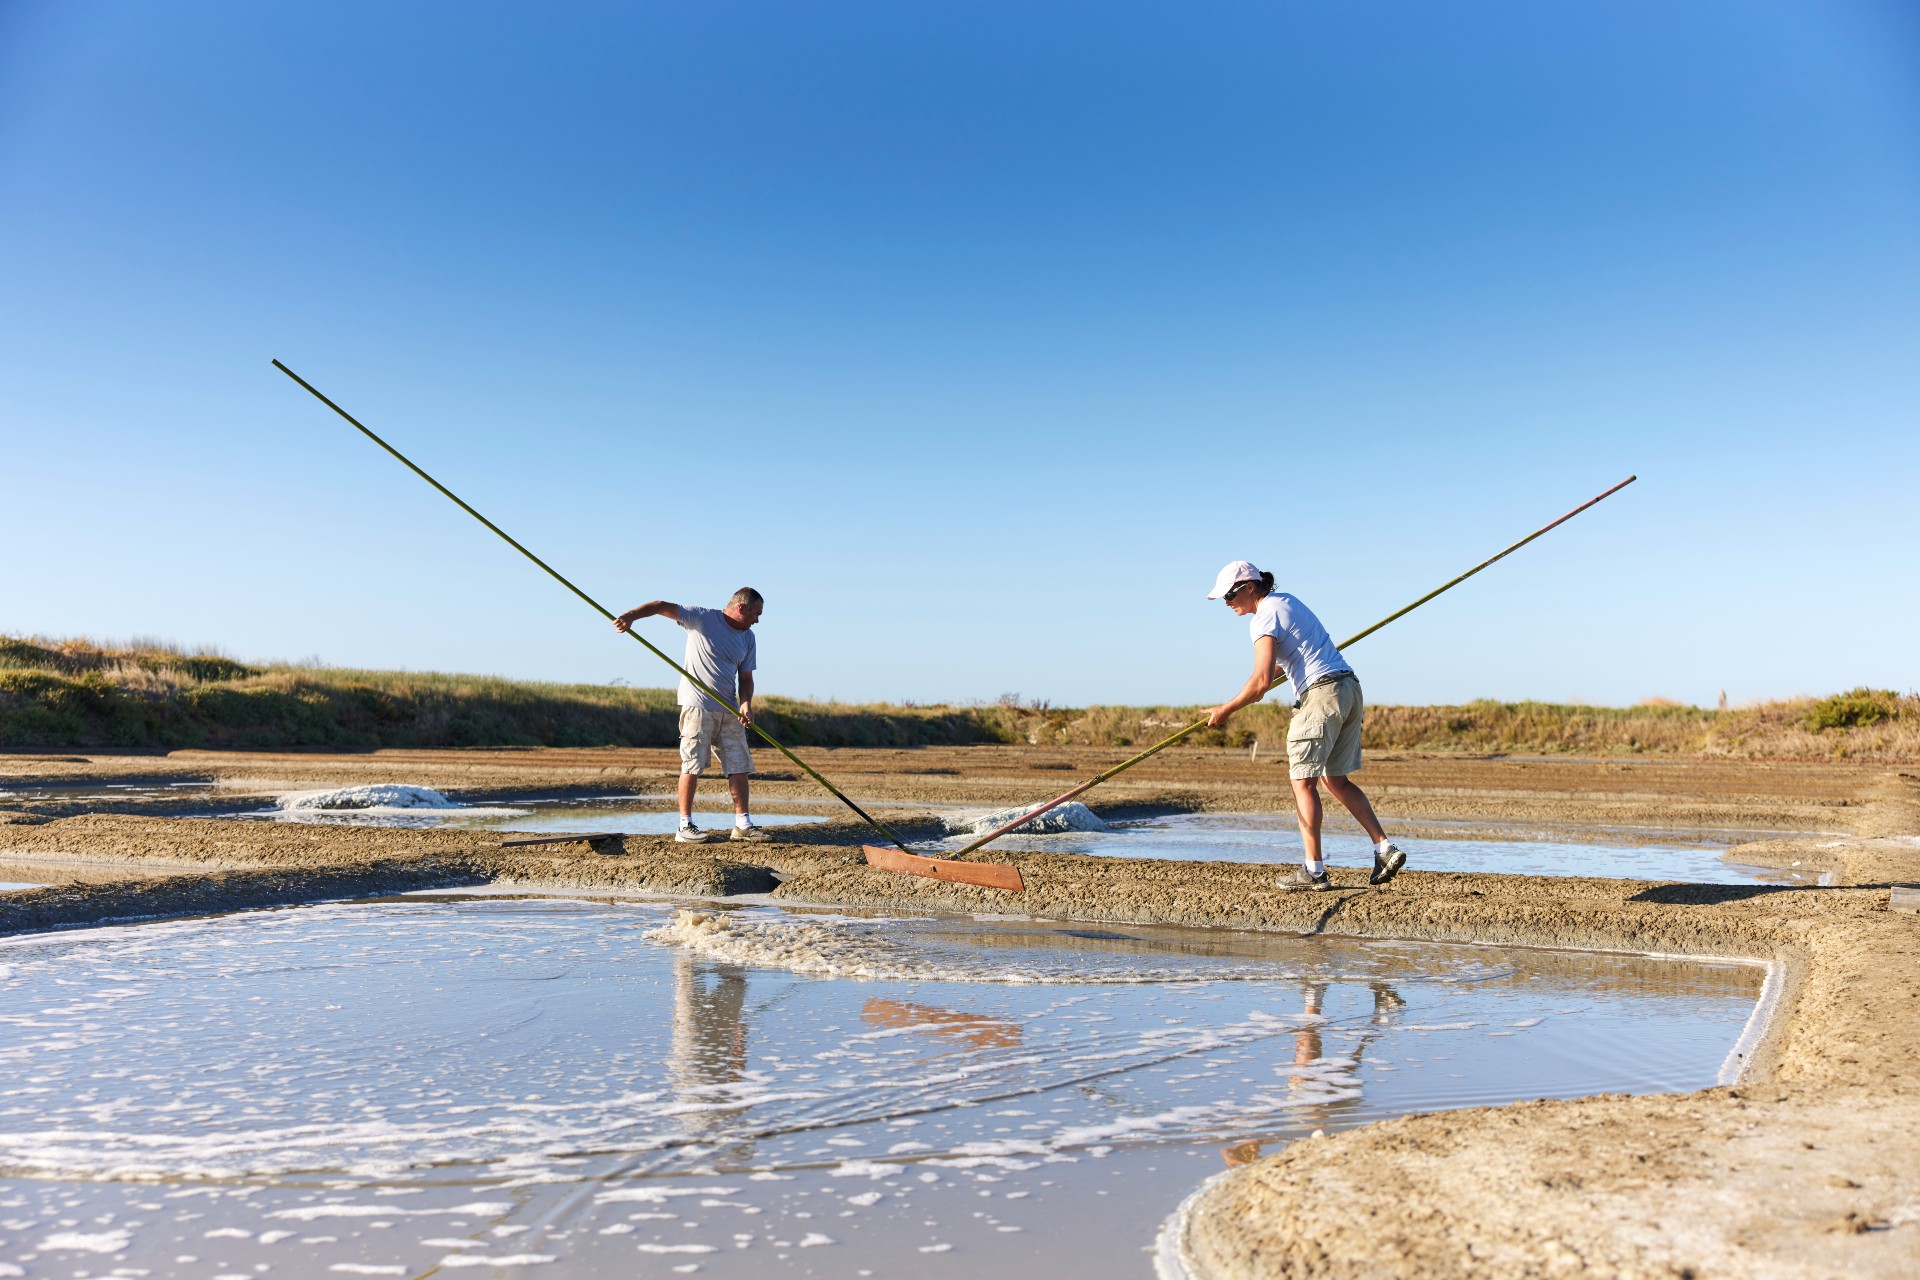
[1286,675,1363,780]
[679,704,753,777]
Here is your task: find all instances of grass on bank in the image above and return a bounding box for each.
[1,634,1914,761]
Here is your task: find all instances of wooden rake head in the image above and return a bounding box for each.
[862,845,1025,892]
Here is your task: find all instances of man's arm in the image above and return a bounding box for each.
[613,600,680,633]
[736,672,754,726]
[1206,635,1278,728]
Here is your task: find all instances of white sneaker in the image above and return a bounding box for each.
[675,823,717,844]
[730,824,772,842]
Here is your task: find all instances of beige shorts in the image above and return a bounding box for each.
[679,704,753,777]
[1286,676,1363,780]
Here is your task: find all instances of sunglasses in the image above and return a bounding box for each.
[1225,580,1258,602]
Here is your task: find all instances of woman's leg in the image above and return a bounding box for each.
[1290,776,1324,864]
[1322,773,1386,844]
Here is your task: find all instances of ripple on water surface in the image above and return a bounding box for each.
[927,810,1820,885]
[0,897,1762,1277]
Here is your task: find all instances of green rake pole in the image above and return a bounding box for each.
[271,359,915,855]
[950,474,1638,859]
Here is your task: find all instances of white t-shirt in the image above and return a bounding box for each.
[676,605,758,711]
[1249,592,1350,701]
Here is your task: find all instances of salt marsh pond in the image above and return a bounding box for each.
[0,896,1761,1277]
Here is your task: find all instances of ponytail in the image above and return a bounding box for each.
[1258,571,1275,594]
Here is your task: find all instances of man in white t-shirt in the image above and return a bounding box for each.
[1203,561,1407,891]
[614,588,770,843]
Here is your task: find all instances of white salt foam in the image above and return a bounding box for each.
[37,1228,131,1253]
[943,802,1111,836]
[278,785,460,811]
[645,911,923,981]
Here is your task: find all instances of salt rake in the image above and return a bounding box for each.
[943,475,1638,862]
[271,361,1033,887]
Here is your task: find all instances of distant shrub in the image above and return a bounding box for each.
[1804,688,1904,732]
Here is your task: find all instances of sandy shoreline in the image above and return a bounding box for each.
[2,747,1916,1277]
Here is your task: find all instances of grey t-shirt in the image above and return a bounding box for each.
[676,605,758,711]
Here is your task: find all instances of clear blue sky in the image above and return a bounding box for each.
[3,1,1915,708]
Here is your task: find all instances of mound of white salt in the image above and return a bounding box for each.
[941,801,1111,837]
[278,784,460,812]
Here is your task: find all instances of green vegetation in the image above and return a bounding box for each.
[1802,687,1906,732]
[1,635,1914,760]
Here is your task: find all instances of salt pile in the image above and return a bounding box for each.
[278,784,460,811]
[942,801,1111,836]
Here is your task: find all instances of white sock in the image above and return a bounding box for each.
[1304,858,1325,876]
[679,817,696,829]
[1376,838,1395,854]
[735,813,752,829]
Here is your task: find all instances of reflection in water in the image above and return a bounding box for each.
[861,997,1024,1049]
[1289,981,1330,1108]
[1222,1139,1264,1167]
[668,954,749,1140]
[1228,978,1407,1167]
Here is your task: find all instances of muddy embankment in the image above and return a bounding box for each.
[1,748,1917,1277]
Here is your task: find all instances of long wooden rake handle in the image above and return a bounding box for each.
[950,475,1638,858]
[272,359,915,854]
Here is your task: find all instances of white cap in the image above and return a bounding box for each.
[1207,560,1263,600]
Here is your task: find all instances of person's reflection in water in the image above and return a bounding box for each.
[860,998,1023,1050]
[1285,980,1332,1110]
[668,954,750,1145]
[1222,978,1403,1168]
[1367,978,1406,1025]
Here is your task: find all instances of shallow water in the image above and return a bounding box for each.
[0,882,40,893]
[925,811,1817,885]
[235,794,818,836]
[0,780,213,805]
[0,897,1761,1277]
[451,807,818,838]
[222,789,1812,885]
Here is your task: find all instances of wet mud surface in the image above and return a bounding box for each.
[1,748,1917,1277]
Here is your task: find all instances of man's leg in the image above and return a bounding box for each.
[677,707,706,822]
[717,716,767,840]
[1322,774,1386,843]
[675,706,718,840]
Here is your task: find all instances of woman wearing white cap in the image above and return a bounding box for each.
[1205,561,1406,891]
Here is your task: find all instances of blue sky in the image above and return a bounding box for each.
[3,0,1915,708]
